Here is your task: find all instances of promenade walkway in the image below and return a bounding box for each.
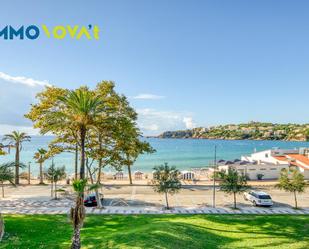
[1,199,309,215]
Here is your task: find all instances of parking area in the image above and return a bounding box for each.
[102,184,309,209]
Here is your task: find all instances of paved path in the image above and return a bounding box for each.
[1,199,309,215]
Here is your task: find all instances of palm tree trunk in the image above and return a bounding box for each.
[128,165,133,185]
[70,196,85,249]
[79,127,86,179]
[294,191,298,209]
[80,127,86,180]
[233,192,237,209]
[39,162,44,184]
[165,192,169,209]
[75,144,78,180]
[71,226,81,249]
[15,143,20,185]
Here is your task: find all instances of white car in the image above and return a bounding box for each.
[244,191,273,207]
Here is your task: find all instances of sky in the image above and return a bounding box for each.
[0,0,308,136]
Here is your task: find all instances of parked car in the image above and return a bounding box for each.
[84,193,104,207]
[244,191,273,207]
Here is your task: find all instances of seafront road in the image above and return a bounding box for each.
[1,184,309,215]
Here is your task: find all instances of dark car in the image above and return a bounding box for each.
[83,193,104,207]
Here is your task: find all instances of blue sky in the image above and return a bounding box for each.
[0,0,308,135]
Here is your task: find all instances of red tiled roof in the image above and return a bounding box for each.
[272,154,309,170]
[287,154,309,166]
[273,156,289,161]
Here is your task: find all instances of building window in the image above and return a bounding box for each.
[260,168,266,170]
[270,168,277,170]
[249,169,256,171]
[265,153,268,158]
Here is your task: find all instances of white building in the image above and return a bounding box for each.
[216,159,288,180]
[241,148,309,179]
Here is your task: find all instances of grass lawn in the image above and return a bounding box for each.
[0,214,309,249]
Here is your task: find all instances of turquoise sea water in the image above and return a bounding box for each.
[0,136,309,175]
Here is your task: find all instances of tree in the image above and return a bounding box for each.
[0,144,7,156]
[219,168,248,209]
[26,82,150,186]
[0,162,15,198]
[152,163,181,209]
[276,168,306,209]
[46,165,66,199]
[70,179,87,249]
[116,120,155,184]
[69,179,99,249]
[26,87,105,181]
[2,131,31,184]
[93,81,155,185]
[34,148,48,184]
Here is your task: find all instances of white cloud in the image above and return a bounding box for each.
[133,94,165,100]
[183,117,196,129]
[137,108,196,135]
[139,124,159,131]
[0,124,39,136]
[0,72,52,88]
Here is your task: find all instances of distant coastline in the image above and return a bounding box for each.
[154,122,309,142]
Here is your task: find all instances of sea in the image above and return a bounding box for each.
[0,136,309,176]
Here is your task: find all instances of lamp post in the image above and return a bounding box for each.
[212,145,217,208]
[28,162,31,185]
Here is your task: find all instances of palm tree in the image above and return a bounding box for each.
[50,89,105,180]
[0,162,15,198]
[70,179,87,249]
[3,131,31,184]
[70,179,101,248]
[219,168,249,209]
[34,148,48,184]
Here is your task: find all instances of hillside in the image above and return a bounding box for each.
[157,122,309,141]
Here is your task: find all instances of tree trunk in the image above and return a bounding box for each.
[75,144,78,180]
[70,196,85,249]
[15,143,20,185]
[80,127,86,180]
[51,178,54,198]
[97,159,102,184]
[294,191,298,209]
[97,134,102,184]
[233,192,237,209]
[128,165,133,185]
[165,192,169,209]
[86,163,103,208]
[39,162,44,184]
[71,226,81,249]
[28,163,31,185]
[0,214,4,241]
[55,181,57,199]
[1,181,4,198]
